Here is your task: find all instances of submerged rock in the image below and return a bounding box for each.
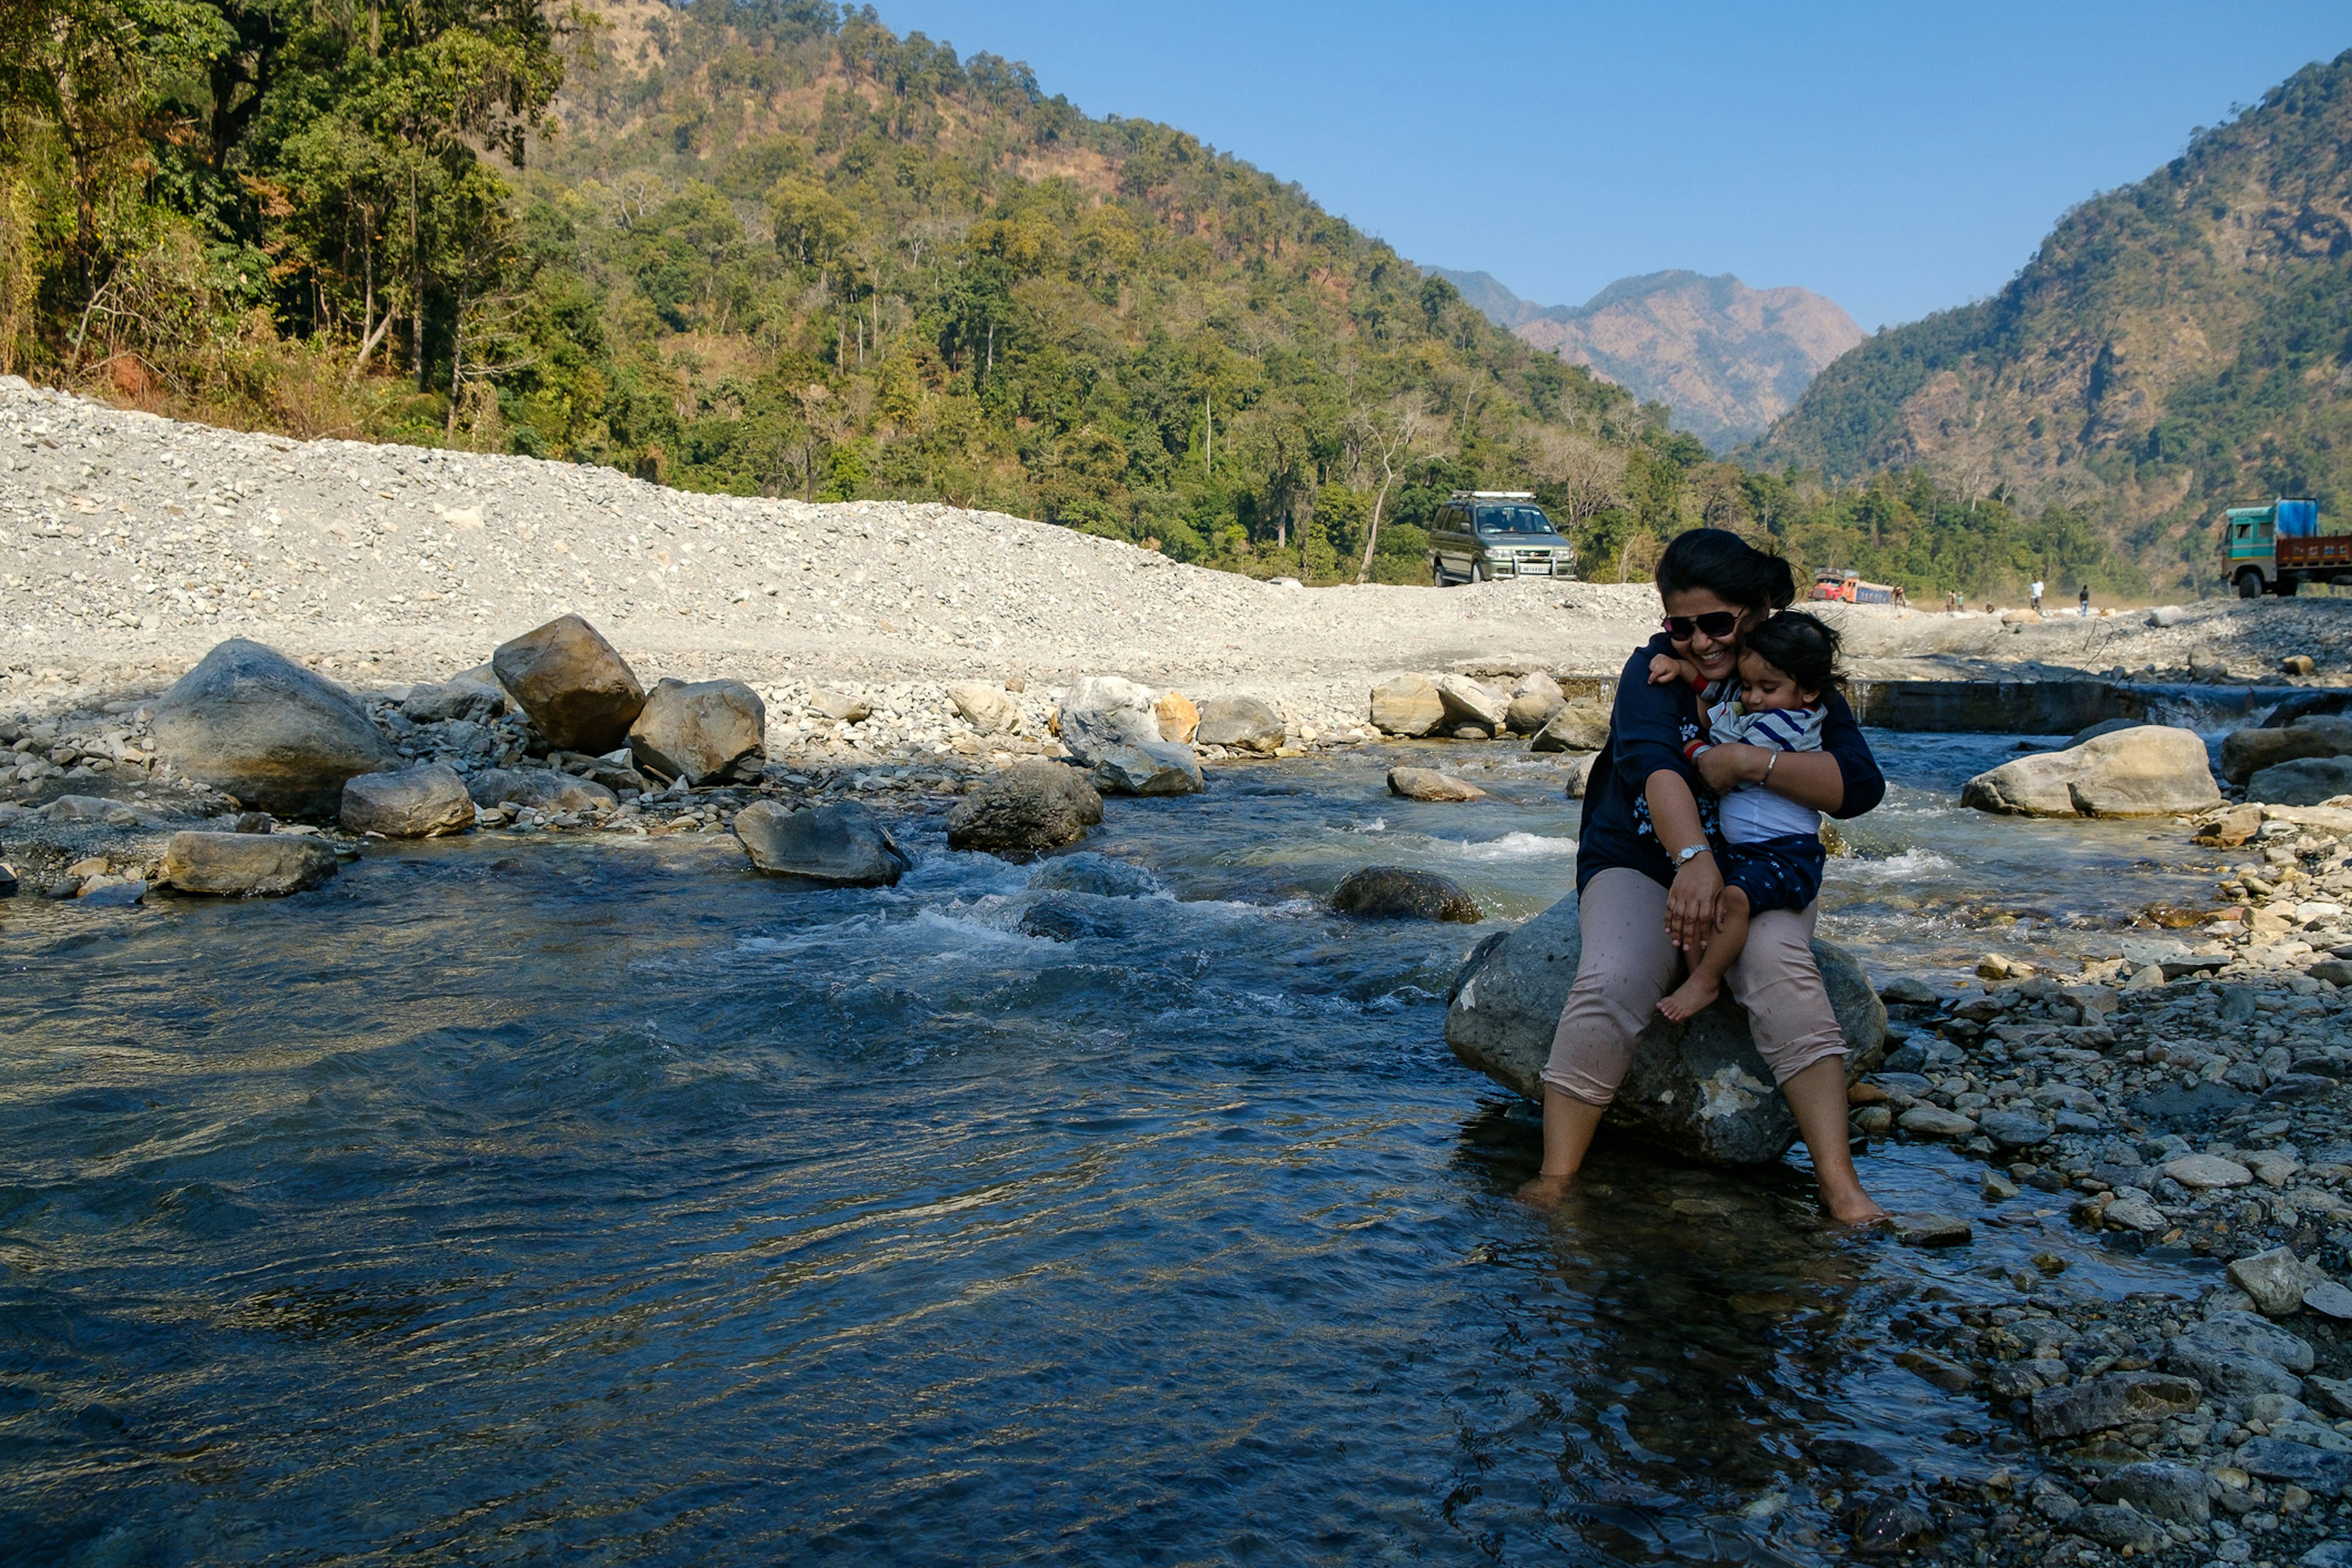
[734,800,910,888]
[946,763,1103,856]
[1443,895,1887,1164]
[628,677,766,786]
[341,763,475,838]
[1330,865,1481,923]
[1028,853,1160,899]
[1959,725,2220,818]
[491,614,645,753]
[150,638,401,816]
[157,831,338,897]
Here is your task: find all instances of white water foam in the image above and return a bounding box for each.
[1450,832,1578,862]
[1838,846,1956,878]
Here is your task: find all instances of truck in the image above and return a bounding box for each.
[1810,568,1905,606]
[2223,497,2342,597]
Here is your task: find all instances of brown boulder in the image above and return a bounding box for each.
[946,763,1105,856]
[628,677,766,785]
[491,615,646,753]
[157,831,339,897]
[1388,767,1488,802]
[341,763,475,838]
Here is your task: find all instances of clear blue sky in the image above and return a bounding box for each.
[869,1,2348,331]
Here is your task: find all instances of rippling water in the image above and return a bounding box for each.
[0,737,2223,1565]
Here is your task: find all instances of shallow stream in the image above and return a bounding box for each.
[0,734,2236,1564]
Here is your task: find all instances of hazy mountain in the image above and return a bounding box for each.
[1430,267,1864,451]
[1751,50,2352,584]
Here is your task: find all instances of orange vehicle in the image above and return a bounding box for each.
[1811,569,1905,606]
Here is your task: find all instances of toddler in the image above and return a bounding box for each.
[1646,611,1841,1022]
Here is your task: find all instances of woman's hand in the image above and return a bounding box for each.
[1666,851,1725,955]
[1695,743,1767,796]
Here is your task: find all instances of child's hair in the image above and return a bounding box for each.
[1741,611,1841,696]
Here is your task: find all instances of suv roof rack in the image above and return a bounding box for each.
[1450,490,1536,500]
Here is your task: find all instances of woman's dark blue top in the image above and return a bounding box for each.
[1575,633,1885,894]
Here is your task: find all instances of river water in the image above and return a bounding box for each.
[0,734,2230,1565]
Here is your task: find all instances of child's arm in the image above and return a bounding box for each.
[1648,651,1700,686]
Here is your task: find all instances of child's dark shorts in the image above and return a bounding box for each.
[1716,832,1826,914]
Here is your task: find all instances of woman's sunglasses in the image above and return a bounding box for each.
[1662,611,1741,643]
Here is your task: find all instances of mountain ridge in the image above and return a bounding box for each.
[1749,49,2352,590]
[1432,267,1863,451]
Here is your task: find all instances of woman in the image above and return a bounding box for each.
[1525,529,1888,1223]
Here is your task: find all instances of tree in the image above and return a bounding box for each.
[1352,395,1425,582]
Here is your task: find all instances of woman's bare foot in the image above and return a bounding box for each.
[1656,975,1719,1022]
[1824,1191,1890,1226]
[1517,1172,1575,1210]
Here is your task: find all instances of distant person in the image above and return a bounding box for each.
[2079,585,2091,618]
[1946,589,1962,614]
[2030,579,2045,615]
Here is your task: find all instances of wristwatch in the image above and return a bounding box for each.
[1672,843,1713,869]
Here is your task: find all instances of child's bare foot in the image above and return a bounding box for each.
[1656,975,1719,1022]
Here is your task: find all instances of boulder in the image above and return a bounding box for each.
[809,688,872,723]
[2030,1373,2201,1440]
[1195,695,1286,753]
[491,616,644,753]
[1504,673,1567,735]
[1154,691,1199,745]
[2237,1436,2352,1498]
[340,763,475,838]
[1436,674,1508,733]
[2230,1246,2326,1316]
[1558,752,1599,798]
[1388,767,1487,802]
[1959,725,2220,818]
[1369,674,1444,737]
[552,750,651,795]
[948,680,1022,735]
[150,638,401,816]
[2094,1461,2211,1525]
[2248,756,2352,808]
[1057,676,1203,796]
[2187,1310,2315,1372]
[401,676,505,725]
[2165,1337,2304,1400]
[2223,716,2352,784]
[466,767,617,814]
[1330,866,1482,923]
[2197,803,2265,846]
[1530,700,1611,753]
[734,800,910,888]
[1444,895,1888,1164]
[627,677,766,786]
[2064,1505,2163,1554]
[157,831,338,897]
[946,763,1104,856]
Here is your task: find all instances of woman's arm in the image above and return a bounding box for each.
[1644,767,1724,954]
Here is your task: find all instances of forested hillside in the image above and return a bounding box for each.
[1753,50,2352,593]
[0,0,2136,597]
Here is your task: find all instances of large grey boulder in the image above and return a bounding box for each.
[1058,676,1204,796]
[1444,894,1888,1164]
[150,639,401,816]
[1369,674,1444,737]
[627,677,766,785]
[2223,715,2352,785]
[1504,673,1567,736]
[157,831,338,897]
[1195,695,1286,753]
[1961,725,2220,818]
[2248,756,2352,808]
[946,762,1103,856]
[734,799,910,888]
[466,767,617,813]
[491,614,645,753]
[341,763,475,838]
[1531,699,1611,753]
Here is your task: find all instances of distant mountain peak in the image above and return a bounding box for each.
[1428,267,1864,452]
